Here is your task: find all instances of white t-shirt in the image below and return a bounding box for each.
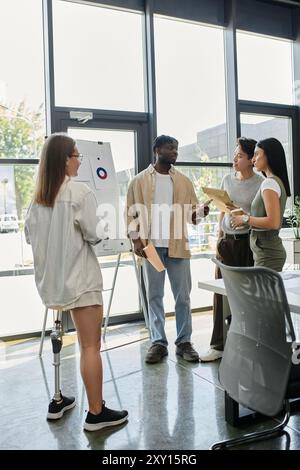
[150,173,173,248]
[260,178,281,197]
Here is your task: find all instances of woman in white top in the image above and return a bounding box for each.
[25,133,128,431]
[231,137,291,272]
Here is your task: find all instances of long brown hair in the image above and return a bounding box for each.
[34,133,76,207]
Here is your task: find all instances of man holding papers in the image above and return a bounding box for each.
[126,135,209,364]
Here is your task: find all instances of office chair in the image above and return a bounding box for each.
[210,259,300,450]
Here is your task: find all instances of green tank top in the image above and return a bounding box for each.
[251,175,287,231]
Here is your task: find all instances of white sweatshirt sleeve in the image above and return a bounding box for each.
[75,191,105,245]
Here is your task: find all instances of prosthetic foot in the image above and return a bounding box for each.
[47,310,75,420]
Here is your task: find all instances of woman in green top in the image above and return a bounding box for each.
[231,137,291,272]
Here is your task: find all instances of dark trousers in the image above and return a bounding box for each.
[210,235,254,351]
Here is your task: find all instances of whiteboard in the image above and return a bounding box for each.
[74,140,130,255]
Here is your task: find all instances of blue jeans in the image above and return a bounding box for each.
[142,247,192,347]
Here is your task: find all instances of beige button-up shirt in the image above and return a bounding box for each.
[126,164,201,259]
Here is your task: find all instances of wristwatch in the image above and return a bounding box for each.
[242,214,250,224]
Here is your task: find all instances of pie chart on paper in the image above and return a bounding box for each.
[96,167,108,180]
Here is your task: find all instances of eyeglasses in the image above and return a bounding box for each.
[70,153,83,162]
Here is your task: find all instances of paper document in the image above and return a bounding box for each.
[202,187,237,213]
[143,244,165,272]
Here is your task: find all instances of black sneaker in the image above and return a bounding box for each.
[145,344,168,364]
[47,392,76,420]
[176,342,199,362]
[84,401,128,432]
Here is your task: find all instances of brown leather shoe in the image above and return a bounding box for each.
[145,344,168,364]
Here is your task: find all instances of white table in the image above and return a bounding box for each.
[198,270,300,426]
[199,270,300,314]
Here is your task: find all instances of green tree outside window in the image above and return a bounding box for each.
[0,102,44,218]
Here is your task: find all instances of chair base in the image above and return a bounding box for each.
[211,400,290,450]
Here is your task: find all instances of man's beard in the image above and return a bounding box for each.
[158,156,173,165]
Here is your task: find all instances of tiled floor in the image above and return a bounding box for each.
[1,312,300,450]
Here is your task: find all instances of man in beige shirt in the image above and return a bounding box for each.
[126,135,209,363]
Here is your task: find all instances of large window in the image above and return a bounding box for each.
[154,14,230,270]
[0,0,45,262]
[52,0,146,112]
[240,113,293,212]
[0,163,40,337]
[154,16,228,162]
[0,0,46,154]
[0,1,46,337]
[0,165,36,269]
[178,166,230,254]
[237,31,294,105]
[0,0,45,268]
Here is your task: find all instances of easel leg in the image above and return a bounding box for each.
[132,253,149,328]
[39,307,48,357]
[102,249,149,338]
[103,253,121,338]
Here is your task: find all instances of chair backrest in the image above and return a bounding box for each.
[213,258,296,416]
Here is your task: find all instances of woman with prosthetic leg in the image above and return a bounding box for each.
[25,133,128,431]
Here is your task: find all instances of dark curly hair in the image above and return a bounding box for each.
[153,135,178,153]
